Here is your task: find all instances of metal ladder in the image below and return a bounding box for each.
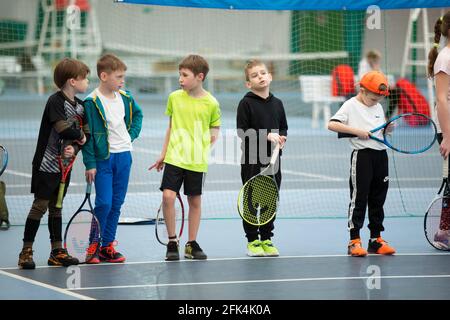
[400,8,435,119]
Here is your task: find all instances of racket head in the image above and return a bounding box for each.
[155,194,185,246]
[424,196,450,251]
[238,174,279,226]
[63,209,101,263]
[382,113,437,154]
[0,145,8,177]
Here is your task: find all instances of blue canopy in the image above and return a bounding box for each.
[115,0,450,10]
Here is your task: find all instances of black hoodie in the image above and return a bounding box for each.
[236,91,288,165]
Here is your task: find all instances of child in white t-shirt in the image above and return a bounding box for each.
[328,70,396,257]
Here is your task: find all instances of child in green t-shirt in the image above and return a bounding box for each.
[149,54,221,261]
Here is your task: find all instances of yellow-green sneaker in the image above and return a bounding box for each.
[261,240,279,256]
[247,240,265,257]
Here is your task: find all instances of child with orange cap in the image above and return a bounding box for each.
[327,70,396,257]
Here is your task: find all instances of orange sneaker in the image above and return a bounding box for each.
[368,237,396,255]
[86,243,100,264]
[347,239,368,257]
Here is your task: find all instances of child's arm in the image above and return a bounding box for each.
[148,118,171,172]
[128,96,143,141]
[279,102,288,149]
[210,126,220,145]
[81,101,97,183]
[328,120,370,140]
[436,72,450,159]
[210,101,221,145]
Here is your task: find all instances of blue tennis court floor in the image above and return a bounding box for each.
[0,218,449,301]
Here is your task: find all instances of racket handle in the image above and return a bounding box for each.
[270,143,281,165]
[444,158,449,178]
[55,182,65,209]
[86,182,92,195]
[338,132,357,138]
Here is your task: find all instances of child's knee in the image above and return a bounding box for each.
[28,198,49,220]
[162,190,177,206]
[95,202,112,215]
[187,195,201,209]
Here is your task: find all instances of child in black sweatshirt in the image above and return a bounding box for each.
[236,60,288,257]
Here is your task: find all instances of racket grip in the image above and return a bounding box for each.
[444,158,449,178]
[86,182,92,195]
[270,143,281,165]
[338,132,357,138]
[55,182,65,209]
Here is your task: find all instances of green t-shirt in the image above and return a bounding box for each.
[164,89,221,172]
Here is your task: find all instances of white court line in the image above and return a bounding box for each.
[282,169,343,181]
[3,169,32,178]
[1,252,448,270]
[0,269,94,300]
[69,274,450,291]
[5,176,439,188]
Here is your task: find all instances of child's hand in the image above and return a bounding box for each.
[63,145,75,158]
[148,156,165,172]
[85,169,96,183]
[280,136,287,149]
[385,122,395,135]
[267,133,283,145]
[356,130,371,140]
[440,136,450,160]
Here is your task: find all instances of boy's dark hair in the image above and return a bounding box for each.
[53,58,90,89]
[428,11,450,78]
[244,59,267,81]
[179,55,209,81]
[97,53,127,78]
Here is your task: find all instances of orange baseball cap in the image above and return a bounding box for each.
[359,70,389,96]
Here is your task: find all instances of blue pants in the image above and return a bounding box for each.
[94,151,132,245]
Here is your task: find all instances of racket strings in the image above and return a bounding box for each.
[425,197,450,250]
[241,175,278,225]
[65,211,100,261]
[385,115,436,153]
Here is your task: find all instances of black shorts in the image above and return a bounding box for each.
[160,163,206,196]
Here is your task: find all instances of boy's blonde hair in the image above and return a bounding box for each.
[179,55,209,81]
[53,58,90,89]
[366,50,381,62]
[244,59,267,81]
[97,53,127,78]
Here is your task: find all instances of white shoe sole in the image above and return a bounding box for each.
[247,251,265,257]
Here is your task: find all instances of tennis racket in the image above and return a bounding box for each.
[55,115,83,209]
[338,112,437,154]
[63,182,102,263]
[0,145,8,177]
[155,193,185,246]
[424,158,450,251]
[237,143,280,226]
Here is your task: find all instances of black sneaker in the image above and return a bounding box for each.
[48,248,79,266]
[166,241,180,261]
[184,240,207,260]
[18,247,36,269]
[99,242,126,263]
